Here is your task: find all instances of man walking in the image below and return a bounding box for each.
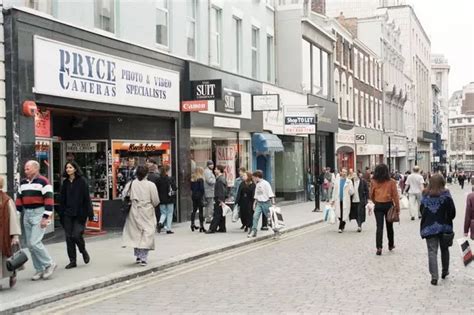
[459,172,466,190]
[203,160,216,224]
[16,160,57,280]
[405,166,425,220]
[248,170,275,238]
[146,159,161,231]
[206,165,227,234]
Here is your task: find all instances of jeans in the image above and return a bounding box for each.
[426,236,450,280]
[159,203,174,231]
[374,202,394,249]
[252,201,271,233]
[408,193,422,218]
[204,197,214,221]
[23,208,53,272]
[63,215,86,263]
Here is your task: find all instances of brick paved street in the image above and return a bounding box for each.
[24,183,474,314]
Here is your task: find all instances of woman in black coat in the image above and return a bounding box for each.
[156,164,178,234]
[190,167,206,232]
[59,161,94,269]
[236,171,256,232]
[349,170,369,232]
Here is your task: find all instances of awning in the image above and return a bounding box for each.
[252,133,284,153]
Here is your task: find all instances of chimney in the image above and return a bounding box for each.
[311,0,326,15]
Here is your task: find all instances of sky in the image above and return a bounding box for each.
[407,0,474,95]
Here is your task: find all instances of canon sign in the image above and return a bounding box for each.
[181,100,208,112]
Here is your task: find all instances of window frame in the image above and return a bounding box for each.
[210,6,223,66]
[155,0,170,48]
[251,26,260,80]
[186,0,197,58]
[233,17,243,73]
[266,34,275,83]
[94,0,116,34]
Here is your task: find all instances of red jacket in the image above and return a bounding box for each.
[464,192,474,235]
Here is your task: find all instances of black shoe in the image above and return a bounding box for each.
[389,245,395,251]
[240,225,245,230]
[411,217,415,221]
[65,262,77,269]
[431,279,438,286]
[199,227,207,233]
[82,251,90,264]
[376,249,382,256]
[166,230,174,234]
[244,227,248,232]
[442,271,449,279]
[157,223,163,233]
[261,226,269,231]
[217,229,226,233]
[205,230,215,234]
[191,225,198,232]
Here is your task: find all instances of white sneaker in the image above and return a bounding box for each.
[43,262,57,279]
[31,271,43,281]
[247,230,257,238]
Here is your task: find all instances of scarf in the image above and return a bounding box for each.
[0,192,12,257]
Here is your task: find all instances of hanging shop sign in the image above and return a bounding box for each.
[181,100,208,112]
[66,142,98,153]
[216,145,236,187]
[284,115,315,134]
[34,109,51,138]
[33,36,180,112]
[191,79,222,100]
[252,94,280,111]
[215,90,242,114]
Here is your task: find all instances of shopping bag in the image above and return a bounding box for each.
[328,206,336,225]
[366,201,375,215]
[222,203,233,217]
[269,206,285,231]
[323,205,331,222]
[232,204,240,222]
[400,195,409,210]
[457,238,473,266]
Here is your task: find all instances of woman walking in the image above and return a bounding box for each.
[369,164,400,256]
[190,167,206,232]
[236,171,256,232]
[349,170,369,232]
[157,165,178,234]
[59,161,94,269]
[122,165,160,266]
[0,177,21,288]
[331,168,354,233]
[420,174,456,285]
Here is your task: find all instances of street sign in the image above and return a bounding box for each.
[252,94,280,111]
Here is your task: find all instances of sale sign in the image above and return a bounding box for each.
[86,199,103,231]
[216,145,236,187]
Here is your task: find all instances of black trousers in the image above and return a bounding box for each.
[191,198,204,227]
[209,199,226,232]
[374,202,394,249]
[63,215,86,262]
[262,212,268,228]
[338,201,346,230]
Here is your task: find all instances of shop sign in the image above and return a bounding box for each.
[214,116,241,129]
[356,144,384,155]
[216,145,236,187]
[33,36,180,112]
[66,142,97,153]
[35,110,51,138]
[191,80,222,100]
[86,199,102,231]
[252,94,280,111]
[284,115,315,134]
[215,90,242,114]
[181,100,208,112]
[355,134,367,144]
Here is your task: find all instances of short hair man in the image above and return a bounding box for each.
[405,166,425,220]
[15,160,57,280]
[203,160,216,223]
[248,170,275,238]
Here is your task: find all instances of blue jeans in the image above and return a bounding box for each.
[159,203,174,231]
[23,208,53,272]
[252,201,271,233]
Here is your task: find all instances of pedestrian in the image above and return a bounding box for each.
[470,174,474,186]
[369,163,400,256]
[458,172,466,189]
[146,159,161,232]
[190,167,206,232]
[59,161,94,269]
[327,168,336,202]
[236,171,256,233]
[331,168,354,233]
[15,160,57,280]
[203,160,216,224]
[349,170,369,232]
[156,164,177,234]
[405,166,425,220]
[206,165,227,234]
[322,167,331,202]
[122,165,160,266]
[420,174,456,285]
[463,187,474,239]
[231,167,246,229]
[0,177,21,288]
[248,170,275,238]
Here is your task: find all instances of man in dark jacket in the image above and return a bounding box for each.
[146,159,160,232]
[206,165,227,234]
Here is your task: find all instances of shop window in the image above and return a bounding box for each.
[95,0,115,33]
[111,141,171,198]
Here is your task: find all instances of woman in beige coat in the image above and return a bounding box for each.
[122,165,160,266]
[0,177,21,288]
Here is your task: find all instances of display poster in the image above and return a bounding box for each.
[86,199,102,231]
[35,110,51,138]
[216,145,236,187]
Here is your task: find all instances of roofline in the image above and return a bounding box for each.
[385,5,431,45]
[301,17,336,42]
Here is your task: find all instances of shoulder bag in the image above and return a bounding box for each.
[387,181,400,223]
[441,205,455,247]
[6,244,28,272]
[121,180,134,216]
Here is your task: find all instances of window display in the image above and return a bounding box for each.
[112,141,171,198]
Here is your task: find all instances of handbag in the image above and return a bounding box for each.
[121,180,134,216]
[6,244,29,272]
[442,232,455,247]
[387,205,400,223]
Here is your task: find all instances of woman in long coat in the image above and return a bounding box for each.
[331,168,354,233]
[236,171,256,232]
[0,177,21,288]
[349,170,369,232]
[122,165,160,266]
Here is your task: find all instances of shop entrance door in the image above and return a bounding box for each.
[35,138,55,234]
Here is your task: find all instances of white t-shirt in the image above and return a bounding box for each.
[405,173,425,194]
[254,179,275,202]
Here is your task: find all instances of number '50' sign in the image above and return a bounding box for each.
[355,134,366,144]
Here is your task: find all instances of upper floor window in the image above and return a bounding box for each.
[251,27,260,79]
[354,48,358,78]
[186,0,197,58]
[266,35,275,82]
[302,39,311,93]
[26,0,53,14]
[156,0,169,47]
[95,0,115,33]
[232,17,243,73]
[210,7,222,66]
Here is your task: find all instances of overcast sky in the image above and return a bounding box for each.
[407,0,474,95]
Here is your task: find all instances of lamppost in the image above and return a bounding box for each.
[308,104,325,212]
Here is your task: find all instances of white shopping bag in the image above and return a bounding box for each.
[232,204,240,222]
[400,195,409,210]
[366,200,375,214]
[269,206,285,231]
[457,238,474,266]
[222,203,233,217]
[328,206,336,225]
[323,205,331,222]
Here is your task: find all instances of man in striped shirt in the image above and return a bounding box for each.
[16,160,57,280]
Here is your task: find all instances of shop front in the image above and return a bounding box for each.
[354,127,384,171]
[336,127,355,171]
[5,9,189,230]
[384,135,408,173]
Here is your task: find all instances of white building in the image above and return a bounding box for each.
[431,54,450,153]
